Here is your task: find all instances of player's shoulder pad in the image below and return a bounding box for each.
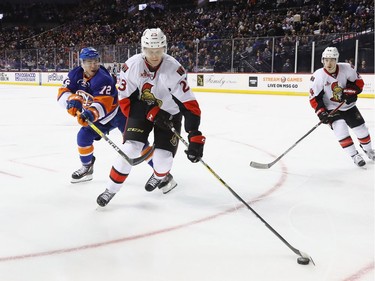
[126,54,142,68]
[120,54,142,74]
[97,66,114,81]
[310,68,324,82]
[99,65,112,75]
[89,67,116,91]
[163,54,186,76]
[121,63,129,73]
[338,62,353,70]
[69,66,83,77]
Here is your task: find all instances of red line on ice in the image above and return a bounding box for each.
[342,262,374,281]
[0,143,287,263]
[0,170,22,178]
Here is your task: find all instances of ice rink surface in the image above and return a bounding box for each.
[0,84,374,281]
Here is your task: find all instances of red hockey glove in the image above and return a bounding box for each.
[185,130,206,163]
[66,94,84,116]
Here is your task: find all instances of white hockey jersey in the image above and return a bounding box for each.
[309,63,364,112]
[117,53,201,131]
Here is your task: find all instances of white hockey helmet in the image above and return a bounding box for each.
[321,47,339,63]
[141,28,167,54]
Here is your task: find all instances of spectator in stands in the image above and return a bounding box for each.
[358,60,368,73]
[345,58,355,68]
[0,0,374,73]
[282,58,293,72]
[213,55,225,72]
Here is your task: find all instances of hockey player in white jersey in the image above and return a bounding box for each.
[97,28,206,207]
[309,47,375,167]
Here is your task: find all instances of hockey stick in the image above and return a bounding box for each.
[250,101,345,169]
[77,112,154,166]
[169,125,314,264]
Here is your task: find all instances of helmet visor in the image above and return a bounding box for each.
[81,58,100,76]
[82,58,100,67]
[143,48,165,58]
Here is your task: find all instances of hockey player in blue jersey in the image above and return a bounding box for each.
[57,47,126,183]
[57,47,176,192]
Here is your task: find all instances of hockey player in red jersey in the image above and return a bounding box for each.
[309,47,375,167]
[97,28,205,207]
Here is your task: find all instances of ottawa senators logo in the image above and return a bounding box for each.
[330,81,343,102]
[140,83,162,106]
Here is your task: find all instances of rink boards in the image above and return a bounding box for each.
[0,71,374,98]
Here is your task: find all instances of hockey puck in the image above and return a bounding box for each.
[297,257,310,265]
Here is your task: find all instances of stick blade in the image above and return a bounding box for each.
[249,161,272,169]
[299,251,315,266]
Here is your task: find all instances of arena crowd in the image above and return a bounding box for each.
[0,0,373,73]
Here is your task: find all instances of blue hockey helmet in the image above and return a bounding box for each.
[79,47,100,60]
[79,47,100,77]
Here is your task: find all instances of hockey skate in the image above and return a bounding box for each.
[351,153,366,167]
[71,156,96,183]
[97,189,116,207]
[158,173,177,194]
[360,145,375,161]
[145,173,178,193]
[145,174,163,192]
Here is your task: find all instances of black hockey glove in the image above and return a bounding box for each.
[146,106,173,130]
[185,130,206,163]
[318,110,340,124]
[341,88,358,104]
[317,111,332,124]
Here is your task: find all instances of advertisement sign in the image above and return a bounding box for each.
[0,72,10,82]
[15,72,37,83]
[42,72,66,86]
[188,73,374,98]
[0,71,373,98]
